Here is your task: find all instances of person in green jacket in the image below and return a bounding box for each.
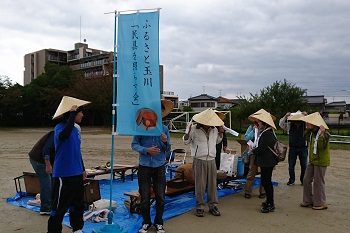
[299,112,330,210]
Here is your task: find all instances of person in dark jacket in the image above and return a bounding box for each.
[248,109,278,213]
[279,111,308,186]
[214,111,227,170]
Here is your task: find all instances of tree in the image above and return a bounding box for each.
[258,79,307,119]
[66,75,113,126]
[232,79,307,131]
[0,83,24,126]
[182,106,193,112]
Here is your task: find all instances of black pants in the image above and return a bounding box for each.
[138,165,166,225]
[48,175,84,233]
[260,166,275,205]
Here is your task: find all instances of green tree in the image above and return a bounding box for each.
[182,106,193,112]
[232,79,307,131]
[0,83,24,126]
[258,79,307,119]
[21,63,77,126]
[66,75,113,126]
[31,63,77,89]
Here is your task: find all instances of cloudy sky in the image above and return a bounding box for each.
[1,0,350,103]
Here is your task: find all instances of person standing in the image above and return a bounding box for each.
[243,123,266,199]
[183,108,224,217]
[214,110,227,170]
[131,99,174,233]
[48,96,90,233]
[248,109,278,213]
[28,130,55,215]
[279,111,308,186]
[299,112,330,210]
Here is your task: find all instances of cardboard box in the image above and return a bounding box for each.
[236,139,248,155]
[23,172,40,195]
[84,179,101,204]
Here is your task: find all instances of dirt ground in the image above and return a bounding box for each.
[0,128,349,233]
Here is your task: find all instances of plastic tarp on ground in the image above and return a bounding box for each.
[7,175,277,233]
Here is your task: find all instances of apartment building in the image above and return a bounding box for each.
[23,42,113,85]
[23,42,179,110]
[23,48,68,85]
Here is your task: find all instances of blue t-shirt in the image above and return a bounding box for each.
[53,122,83,177]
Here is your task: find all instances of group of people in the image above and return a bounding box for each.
[242,109,330,213]
[29,98,330,233]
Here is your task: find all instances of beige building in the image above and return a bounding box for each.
[23,42,113,85]
[23,42,179,111]
[23,48,68,85]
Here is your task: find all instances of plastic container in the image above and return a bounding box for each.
[237,158,244,177]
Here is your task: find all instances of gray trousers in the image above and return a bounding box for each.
[303,163,327,206]
[245,154,265,195]
[193,158,218,210]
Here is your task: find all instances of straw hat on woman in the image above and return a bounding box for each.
[299,112,330,210]
[248,109,278,213]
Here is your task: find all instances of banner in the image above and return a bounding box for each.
[116,11,161,136]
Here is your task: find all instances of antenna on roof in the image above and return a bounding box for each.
[80,16,82,42]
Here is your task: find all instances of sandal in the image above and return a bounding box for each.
[312,205,327,210]
[300,202,313,207]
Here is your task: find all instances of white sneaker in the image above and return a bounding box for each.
[139,224,151,233]
[155,224,165,233]
[72,230,83,233]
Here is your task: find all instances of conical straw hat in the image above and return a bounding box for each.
[52,96,91,120]
[161,99,174,118]
[248,109,277,130]
[192,108,224,126]
[214,110,226,121]
[288,111,305,121]
[300,112,329,130]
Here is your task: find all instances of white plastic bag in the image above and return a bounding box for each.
[220,152,237,177]
[89,199,117,212]
[83,209,109,222]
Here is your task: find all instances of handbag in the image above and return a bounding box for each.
[241,148,250,164]
[268,141,288,162]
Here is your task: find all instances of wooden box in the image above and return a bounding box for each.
[23,172,40,195]
[236,139,248,155]
[166,178,188,189]
[84,179,101,204]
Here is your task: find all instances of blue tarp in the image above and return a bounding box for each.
[7,175,277,233]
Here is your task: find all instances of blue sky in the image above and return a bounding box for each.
[1,0,350,103]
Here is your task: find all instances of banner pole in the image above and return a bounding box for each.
[92,10,126,233]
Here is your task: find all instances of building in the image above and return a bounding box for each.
[24,42,179,111]
[23,48,68,85]
[24,42,113,85]
[324,101,347,113]
[66,42,113,78]
[304,95,327,112]
[188,94,218,112]
[216,96,235,109]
